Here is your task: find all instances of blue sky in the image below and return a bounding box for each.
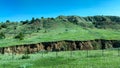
[0,0,120,22]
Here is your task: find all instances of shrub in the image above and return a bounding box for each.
[1,24,7,28]
[14,32,24,40]
[0,26,2,29]
[44,30,47,33]
[0,32,5,39]
[21,55,30,59]
[65,29,68,32]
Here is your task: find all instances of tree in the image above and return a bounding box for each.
[6,20,10,23]
[30,17,35,23]
[41,17,44,19]
[14,32,24,40]
[22,20,29,24]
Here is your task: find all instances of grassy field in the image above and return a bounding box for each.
[0,24,120,47]
[0,16,120,47]
[0,49,120,68]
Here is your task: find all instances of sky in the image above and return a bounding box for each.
[0,0,120,22]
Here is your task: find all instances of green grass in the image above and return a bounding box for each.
[0,25,120,47]
[0,16,120,47]
[0,49,120,68]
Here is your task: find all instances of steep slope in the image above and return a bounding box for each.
[57,15,120,29]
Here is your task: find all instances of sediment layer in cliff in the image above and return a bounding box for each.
[0,39,120,54]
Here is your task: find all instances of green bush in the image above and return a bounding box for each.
[0,32,5,39]
[14,32,24,40]
[0,26,2,29]
[21,54,30,59]
[1,23,7,28]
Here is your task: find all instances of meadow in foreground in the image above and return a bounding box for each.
[0,49,120,68]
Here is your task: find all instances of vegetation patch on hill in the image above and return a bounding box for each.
[0,15,120,47]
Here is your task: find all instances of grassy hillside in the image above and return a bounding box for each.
[0,15,120,47]
[0,49,120,68]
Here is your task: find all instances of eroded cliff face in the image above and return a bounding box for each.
[0,39,120,54]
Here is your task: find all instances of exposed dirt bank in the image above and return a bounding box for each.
[0,39,120,54]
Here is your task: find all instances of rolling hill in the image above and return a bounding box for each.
[0,15,120,48]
